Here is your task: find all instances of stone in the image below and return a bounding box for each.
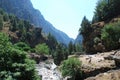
[29,53,48,64]
[85,70,120,80]
[69,51,118,79]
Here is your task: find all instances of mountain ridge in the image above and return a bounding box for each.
[0,0,74,45]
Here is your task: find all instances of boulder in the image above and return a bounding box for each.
[85,70,120,80]
[79,54,115,78]
[103,50,120,67]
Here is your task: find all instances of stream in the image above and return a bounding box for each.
[35,60,63,80]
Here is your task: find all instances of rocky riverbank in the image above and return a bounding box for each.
[35,50,120,80]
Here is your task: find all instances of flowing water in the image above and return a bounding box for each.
[36,60,63,80]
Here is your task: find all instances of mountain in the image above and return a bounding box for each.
[0,0,74,45]
[75,34,83,44]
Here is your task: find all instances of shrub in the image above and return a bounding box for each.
[101,22,120,50]
[14,42,31,52]
[60,57,82,80]
[35,43,49,55]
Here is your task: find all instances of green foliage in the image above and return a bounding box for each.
[0,32,40,80]
[47,33,58,50]
[68,41,74,55]
[35,43,49,55]
[94,37,101,45]
[3,13,9,21]
[75,43,83,52]
[0,33,11,53]
[79,16,93,53]
[0,8,45,48]
[14,42,31,52]
[80,16,92,39]
[0,8,4,15]
[53,43,68,65]
[93,0,120,22]
[93,0,108,22]
[60,57,82,80]
[0,14,3,30]
[101,22,120,50]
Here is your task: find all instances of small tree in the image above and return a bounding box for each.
[60,57,82,80]
[35,43,49,55]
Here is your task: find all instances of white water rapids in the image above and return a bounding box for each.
[35,60,63,80]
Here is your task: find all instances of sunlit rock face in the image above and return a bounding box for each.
[69,50,120,79]
[85,70,120,80]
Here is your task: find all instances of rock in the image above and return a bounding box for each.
[110,17,120,23]
[69,51,119,79]
[105,50,120,67]
[79,54,116,78]
[29,53,48,63]
[92,21,105,28]
[85,69,120,80]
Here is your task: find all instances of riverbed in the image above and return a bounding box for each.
[35,60,63,80]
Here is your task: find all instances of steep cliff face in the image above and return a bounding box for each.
[0,0,74,45]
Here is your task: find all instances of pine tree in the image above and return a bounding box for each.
[80,16,92,40]
[68,41,73,55]
[0,14,3,30]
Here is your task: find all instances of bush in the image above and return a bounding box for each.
[101,22,120,50]
[14,42,31,52]
[35,43,49,55]
[60,57,82,80]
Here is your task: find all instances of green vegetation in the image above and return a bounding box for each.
[68,41,74,55]
[75,43,83,52]
[0,4,86,80]
[79,16,93,53]
[0,32,40,80]
[14,42,31,52]
[0,8,44,47]
[47,33,58,50]
[35,43,50,55]
[60,57,82,80]
[53,43,68,65]
[80,16,92,38]
[93,0,120,22]
[0,14,3,30]
[79,0,120,53]
[101,22,120,50]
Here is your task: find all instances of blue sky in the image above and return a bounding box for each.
[31,0,98,39]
